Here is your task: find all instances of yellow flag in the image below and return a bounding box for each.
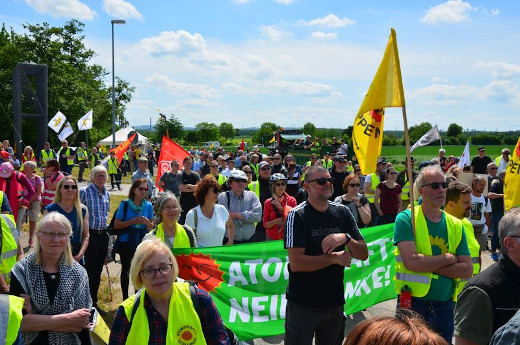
[504,136,520,211]
[352,28,405,175]
[269,136,276,143]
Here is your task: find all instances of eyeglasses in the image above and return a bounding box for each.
[212,188,221,193]
[354,169,361,172]
[243,171,252,174]
[490,167,498,170]
[273,158,281,161]
[140,264,173,279]
[210,165,218,168]
[349,183,360,187]
[307,177,334,185]
[260,167,271,171]
[39,232,70,240]
[138,187,149,191]
[388,171,398,175]
[421,181,449,190]
[275,182,286,187]
[63,184,78,190]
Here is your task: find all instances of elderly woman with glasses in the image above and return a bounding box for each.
[374,166,402,225]
[113,178,154,300]
[144,191,196,248]
[185,175,235,247]
[334,173,371,228]
[45,176,89,262]
[109,239,231,345]
[10,212,92,345]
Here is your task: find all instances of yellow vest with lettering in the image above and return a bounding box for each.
[0,210,18,285]
[366,173,380,203]
[121,282,207,345]
[394,206,463,298]
[0,294,24,345]
[155,223,191,248]
[453,218,481,301]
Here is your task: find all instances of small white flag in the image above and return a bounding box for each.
[410,125,441,152]
[458,141,471,167]
[48,111,67,133]
[58,122,74,141]
[77,109,93,130]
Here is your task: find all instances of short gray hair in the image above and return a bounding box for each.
[499,208,520,256]
[23,160,37,170]
[90,165,108,181]
[415,165,444,190]
[305,164,328,182]
[153,192,181,224]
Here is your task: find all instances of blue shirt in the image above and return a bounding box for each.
[131,170,155,198]
[45,203,86,245]
[80,183,110,230]
[115,199,153,242]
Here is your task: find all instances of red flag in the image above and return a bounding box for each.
[111,133,136,165]
[240,138,245,151]
[156,136,191,191]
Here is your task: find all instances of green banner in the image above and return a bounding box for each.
[172,223,397,340]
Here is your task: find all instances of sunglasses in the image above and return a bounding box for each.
[138,187,149,191]
[273,158,281,161]
[63,184,77,190]
[260,167,271,171]
[349,183,360,187]
[421,181,449,190]
[210,165,218,168]
[388,171,398,175]
[275,182,286,187]
[307,177,334,185]
[212,188,221,193]
[243,171,252,174]
[354,169,361,172]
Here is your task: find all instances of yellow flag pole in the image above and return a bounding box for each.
[401,105,416,235]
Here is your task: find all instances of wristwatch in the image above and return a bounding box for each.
[345,233,352,245]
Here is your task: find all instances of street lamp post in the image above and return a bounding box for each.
[111,19,126,148]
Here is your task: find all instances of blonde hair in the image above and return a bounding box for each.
[35,212,73,266]
[54,176,84,240]
[130,239,178,290]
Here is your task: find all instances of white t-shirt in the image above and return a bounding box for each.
[185,204,230,247]
[468,193,492,233]
[338,144,348,155]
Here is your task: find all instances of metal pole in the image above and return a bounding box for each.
[111,22,115,149]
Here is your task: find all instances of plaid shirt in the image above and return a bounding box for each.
[80,183,110,230]
[109,287,230,345]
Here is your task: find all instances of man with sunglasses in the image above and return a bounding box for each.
[454,208,520,345]
[330,155,349,201]
[394,165,472,343]
[131,157,155,200]
[284,165,368,345]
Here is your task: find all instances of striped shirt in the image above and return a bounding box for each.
[218,190,262,241]
[80,183,110,230]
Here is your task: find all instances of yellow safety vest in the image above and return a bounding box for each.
[322,160,333,170]
[154,223,191,248]
[0,294,24,345]
[394,206,464,299]
[121,282,207,345]
[209,174,227,185]
[90,153,100,167]
[0,210,18,285]
[20,152,35,172]
[58,147,74,166]
[248,181,260,199]
[366,173,380,203]
[108,158,119,175]
[453,218,481,301]
[251,163,258,176]
[401,180,410,201]
[40,149,55,164]
[77,147,88,161]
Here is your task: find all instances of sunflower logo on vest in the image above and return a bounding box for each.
[177,324,198,345]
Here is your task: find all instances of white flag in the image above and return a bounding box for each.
[77,109,93,130]
[48,111,67,133]
[410,125,441,152]
[458,141,471,167]
[58,122,74,141]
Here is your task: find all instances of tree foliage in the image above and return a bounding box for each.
[303,122,317,137]
[408,122,433,143]
[219,122,235,140]
[470,133,502,145]
[0,20,134,149]
[154,113,184,142]
[252,122,279,145]
[195,122,219,143]
[447,123,463,138]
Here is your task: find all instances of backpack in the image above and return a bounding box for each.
[128,281,238,345]
[107,200,128,235]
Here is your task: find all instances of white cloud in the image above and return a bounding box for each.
[474,61,520,78]
[230,0,252,3]
[274,0,294,3]
[422,0,475,24]
[431,76,449,83]
[145,73,221,99]
[103,0,143,20]
[310,31,338,41]
[481,7,499,16]
[139,30,206,56]
[25,0,96,20]
[305,14,355,28]
[260,25,293,42]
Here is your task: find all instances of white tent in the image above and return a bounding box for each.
[97,126,148,147]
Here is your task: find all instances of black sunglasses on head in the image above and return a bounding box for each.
[307,177,335,185]
[421,181,449,190]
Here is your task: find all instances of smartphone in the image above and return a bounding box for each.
[89,308,96,324]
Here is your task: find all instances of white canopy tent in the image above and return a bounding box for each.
[97,126,148,147]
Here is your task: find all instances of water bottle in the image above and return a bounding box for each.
[400,285,412,309]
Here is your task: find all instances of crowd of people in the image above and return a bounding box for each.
[0,134,518,345]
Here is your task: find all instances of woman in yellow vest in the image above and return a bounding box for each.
[20,146,35,172]
[109,239,231,345]
[143,192,196,248]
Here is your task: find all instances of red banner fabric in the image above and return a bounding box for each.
[111,133,137,165]
[156,136,191,191]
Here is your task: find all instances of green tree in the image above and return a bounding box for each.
[195,122,219,143]
[155,113,184,141]
[219,122,235,140]
[303,122,317,137]
[447,123,463,138]
[184,130,199,145]
[408,122,432,143]
[253,122,279,145]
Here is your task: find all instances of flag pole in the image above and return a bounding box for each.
[401,105,416,235]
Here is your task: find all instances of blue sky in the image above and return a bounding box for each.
[2,0,519,131]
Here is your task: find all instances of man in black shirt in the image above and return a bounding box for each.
[284,164,368,345]
[177,157,200,224]
[329,155,349,201]
[471,146,492,174]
